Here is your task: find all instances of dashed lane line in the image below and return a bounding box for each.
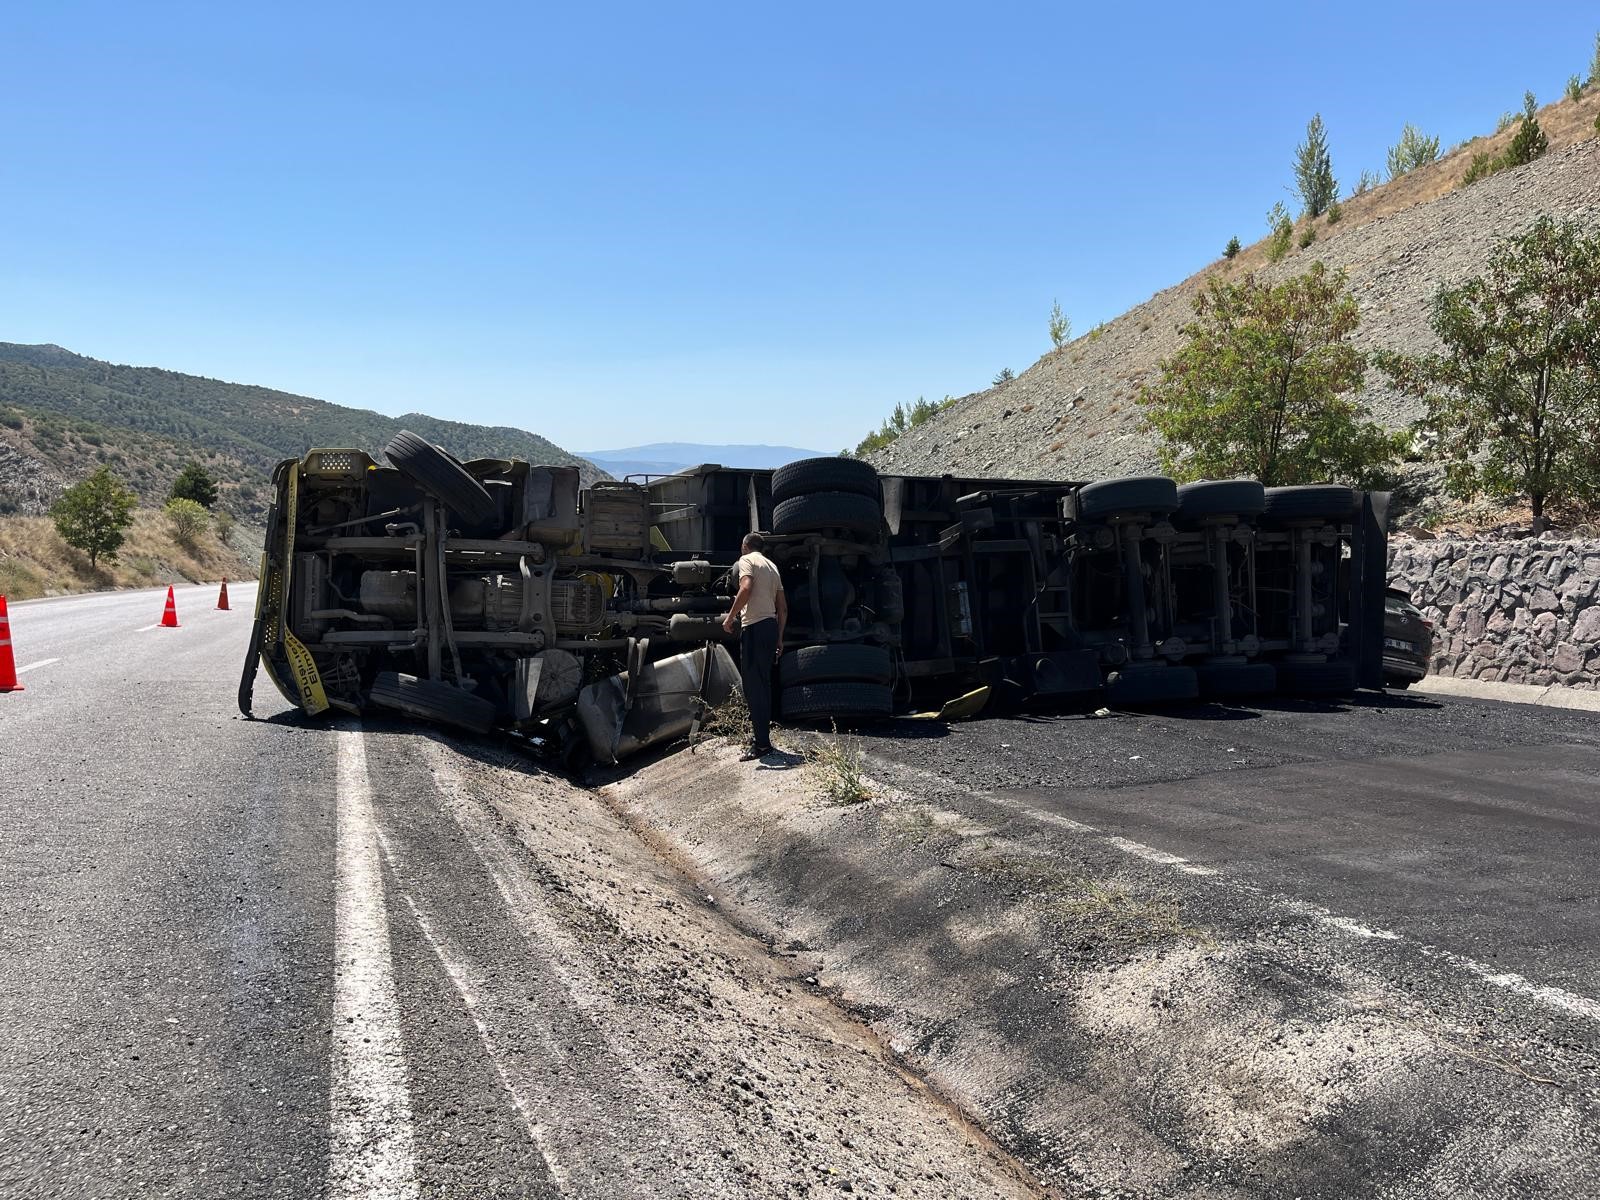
[865,751,1600,1026]
[330,727,419,1200]
[15,658,60,674]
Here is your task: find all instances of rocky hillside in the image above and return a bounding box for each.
[0,343,604,518]
[870,93,1600,484]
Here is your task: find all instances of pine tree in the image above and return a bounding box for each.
[170,460,219,508]
[1385,124,1440,180]
[1293,114,1338,218]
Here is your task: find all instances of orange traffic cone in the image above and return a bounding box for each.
[0,595,23,693]
[217,578,230,611]
[160,586,180,628]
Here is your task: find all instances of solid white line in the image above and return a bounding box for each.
[15,658,60,674]
[134,624,162,632]
[330,729,419,1200]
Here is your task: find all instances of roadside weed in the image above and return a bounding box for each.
[809,729,873,805]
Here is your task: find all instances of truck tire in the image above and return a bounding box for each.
[1105,665,1198,707]
[780,681,893,722]
[1261,485,1359,524]
[1075,476,1179,521]
[779,644,892,686]
[368,672,498,734]
[771,457,880,505]
[773,491,884,539]
[1275,658,1359,696]
[1175,480,1266,524]
[385,431,498,524]
[1196,660,1276,699]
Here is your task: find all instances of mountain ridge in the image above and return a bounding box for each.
[0,343,604,518]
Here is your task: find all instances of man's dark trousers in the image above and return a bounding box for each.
[739,617,778,751]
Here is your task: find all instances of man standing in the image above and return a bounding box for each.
[722,532,786,760]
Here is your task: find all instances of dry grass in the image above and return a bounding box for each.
[808,731,873,805]
[0,509,255,600]
[694,686,754,747]
[1218,89,1600,279]
[966,852,1209,947]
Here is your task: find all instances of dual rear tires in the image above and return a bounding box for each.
[777,643,893,722]
[771,458,885,540]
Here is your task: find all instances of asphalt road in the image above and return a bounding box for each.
[0,585,1040,1200]
[861,689,1600,1011]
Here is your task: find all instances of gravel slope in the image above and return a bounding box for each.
[869,138,1600,484]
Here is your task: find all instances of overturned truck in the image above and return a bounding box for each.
[239,434,1392,763]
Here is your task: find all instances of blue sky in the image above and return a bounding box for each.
[4,3,1595,453]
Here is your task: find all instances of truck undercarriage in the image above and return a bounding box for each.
[239,434,1391,764]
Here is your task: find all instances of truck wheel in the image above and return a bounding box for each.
[385,431,498,524]
[773,491,884,539]
[1275,658,1359,696]
[1074,476,1179,521]
[1261,485,1359,524]
[779,644,892,686]
[1175,480,1266,525]
[1196,660,1276,698]
[368,672,499,734]
[780,681,893,722]
[1105,665,1198,707]
[771,457,880,505]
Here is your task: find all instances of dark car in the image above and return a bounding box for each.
[1382,586,1432,688]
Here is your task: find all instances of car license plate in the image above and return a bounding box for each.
[1385,637,1415,652]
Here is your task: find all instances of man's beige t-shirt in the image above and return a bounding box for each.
[736,552,782,627]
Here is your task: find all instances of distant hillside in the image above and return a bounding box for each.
[869,91,1600,486]
[580,442,829,478]
[0,343,603,518]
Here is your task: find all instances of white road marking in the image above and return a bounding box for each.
[15,658,60,674]
[864,750,1600,1024]
[134,624,162,632]
[330,728,419,1200]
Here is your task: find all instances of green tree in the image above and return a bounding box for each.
[51,466,136,567]
[1293,114,1338,217]
[1140,263,1403,487]
[1567,74,1584,103]
[1377,218,1600,531]
[1265,202,1294,263]
[1224,236,1241,259]
[169,460,219,508]
[165,497,209,543]
[1502,106,1549,169]
[993,368,1015,386]
[1048,300,1071,348]
[1385,123,1441,179]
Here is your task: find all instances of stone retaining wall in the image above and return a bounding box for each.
[1387,538,1600,690]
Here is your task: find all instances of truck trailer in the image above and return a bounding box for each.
[239,433,1391,764]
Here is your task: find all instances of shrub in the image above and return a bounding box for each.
[1298,226,1317,249]
[1386,123,1441,179]
[993,368,1015,386]
[1224,236,1241,259]
[1048,300,1071,348]
[1293,114,1338,217]
[51,467,136,567]
[0,409,22,430]
[165,497,209,543]
[1503,111,1549,168]
[1568,75,1584,103]
[1350,169,1379,196]
[1265,202,1294,263]
[1461,151,1498,186]
[1326,201,1343,225]
[214,510,236,546]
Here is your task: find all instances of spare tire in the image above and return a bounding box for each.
[1075,476,1179,521]
[1175,480,1266,525]
[1275,658,1359,696]
[779,644,893,687]
[780,681,893,722]
[772,457,880,505]
[385,431,498,524]
[368,672,498,734]
[1261,485,1359,524]
[773,491,884,539]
